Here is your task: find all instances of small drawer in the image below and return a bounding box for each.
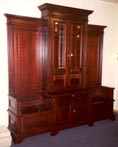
[53,94,72,107]
[75,93,88,99]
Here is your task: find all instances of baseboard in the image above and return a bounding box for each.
[0,126,10,138]
[114,109,118,113]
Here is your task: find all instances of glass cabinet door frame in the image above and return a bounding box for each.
[51,18,84,89]
[51,18,69,75]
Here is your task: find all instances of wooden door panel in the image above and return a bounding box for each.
[86,25,106,87]
[13,29,41,101]
[68,23,84,88]
[53,95,72,125]
[71,93,88,122]
[6,14,44,102]
[56,107,71,124]
[86,34,100,86]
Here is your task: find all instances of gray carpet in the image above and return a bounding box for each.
[10,118,118,147]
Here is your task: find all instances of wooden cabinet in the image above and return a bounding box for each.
[5,3,115,144]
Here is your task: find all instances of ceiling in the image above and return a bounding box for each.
[101,0,118,3]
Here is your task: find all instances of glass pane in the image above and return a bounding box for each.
[54,21,66,69]
[69,24,82,69]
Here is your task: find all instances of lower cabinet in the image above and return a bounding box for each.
[51,91,92,135]
[8,87,115,144]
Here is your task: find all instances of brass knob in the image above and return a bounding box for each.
[72,94,75,98]
[53,98,55,102]
[73,109,76,113]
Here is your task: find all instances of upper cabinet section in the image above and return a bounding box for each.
[38,4,93,92]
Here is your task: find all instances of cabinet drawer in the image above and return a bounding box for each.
[53,95,72,107]
[72,93,88,100]
[53,93,89,112]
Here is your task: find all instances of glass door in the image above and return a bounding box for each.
[52,20,67,89]
[68,23,83,87]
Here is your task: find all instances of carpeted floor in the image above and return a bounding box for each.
[10,118,118,147]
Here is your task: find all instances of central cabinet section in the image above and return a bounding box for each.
[38,3,93,136]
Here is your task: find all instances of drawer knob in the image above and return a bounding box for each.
[73,109,76,113]
[72,94,75,98]
[53,98,55,102]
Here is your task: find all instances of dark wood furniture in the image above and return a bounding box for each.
[87,25,115,121]
[5,3,115,144]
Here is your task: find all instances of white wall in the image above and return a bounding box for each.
[0,0,118,127]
